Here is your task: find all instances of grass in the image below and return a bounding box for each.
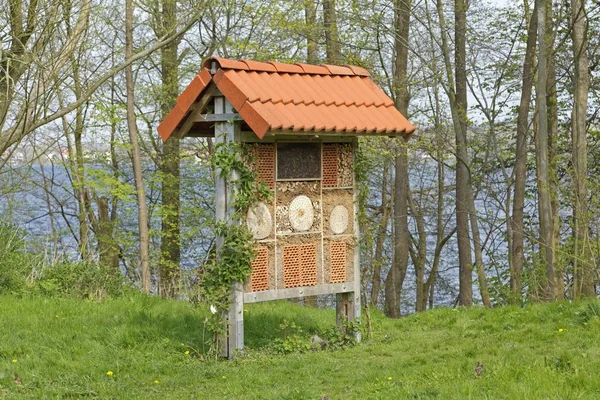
[1,295,600,399]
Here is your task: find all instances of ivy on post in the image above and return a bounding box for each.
[205,96,271,359]
[215,96,243,359]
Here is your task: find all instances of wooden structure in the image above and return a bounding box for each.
[158,56,415,358]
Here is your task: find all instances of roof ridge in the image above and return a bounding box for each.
[203,56,370,77]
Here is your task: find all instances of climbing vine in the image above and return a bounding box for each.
[202,141,271,357]
[354,140,374,339]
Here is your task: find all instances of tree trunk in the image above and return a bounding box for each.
[545,3,563,299]
[126,0,151,293]
[455,0,473,307]
[384,0,411,318]
[571,0,593,297]
[95,196,120,271]
[510,4,537,303]
[322,0,341,64]
[407,190,427,312]
[370,160,390,308]
[304,0,319,64]
[385,144,409,318]
[535,0,558,301]
[466,188,492,307]
[159,0,181,298]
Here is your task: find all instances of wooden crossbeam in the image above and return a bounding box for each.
[193,113,241,122]
[171,83,219,139]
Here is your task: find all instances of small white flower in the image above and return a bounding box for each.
[210,304,217,314]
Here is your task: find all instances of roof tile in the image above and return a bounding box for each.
[176,75,205,113]
[198,67,212,85]
[238,101,270,138]
[295,63,331,75]
[345,65,370,77]
[158,105,185,141]
[321,64,354,76]
[213,69,248,111]
[206,56,249,70]
[241,60,277,72]
[159,56,415,141]
[268,61,304,74]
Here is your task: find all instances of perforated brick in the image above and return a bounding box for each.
[250,247,269,291]
[322,144,339,187]
[253,144,275,189]
[299,243,318,286]
[283,243,318,288]
[329,241,347,283]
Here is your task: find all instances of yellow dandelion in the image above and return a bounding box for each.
[184,350,190,355]
[154,380,160,384]
[387,377,393,381]
[106,371,114,376]
[558,328,564,333]
[11,359,17,363]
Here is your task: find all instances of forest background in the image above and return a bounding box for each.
[1,0,599,315]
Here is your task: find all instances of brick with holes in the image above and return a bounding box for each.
[250,247,269,291]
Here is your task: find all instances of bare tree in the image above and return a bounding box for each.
[126,0,150,293]
[570,0,593,297]
[383,0,411,318]
[154,0,182,297]
[535,0,558,301]
[0,0,203,159]
[510,3,537,302]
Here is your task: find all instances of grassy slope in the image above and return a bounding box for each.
[1,296,600,399]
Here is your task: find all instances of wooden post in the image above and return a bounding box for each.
[215,96,244,359]
[335,137,361,341]
[336,292,354,328]
[352,137,362,341]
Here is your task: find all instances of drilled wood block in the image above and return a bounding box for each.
[338,143,353,187]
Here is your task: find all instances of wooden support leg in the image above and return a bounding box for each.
[336,292,354,329]
[336,291,361,342]
[227,282,244,359]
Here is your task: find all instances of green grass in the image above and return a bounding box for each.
[2,295,600,399]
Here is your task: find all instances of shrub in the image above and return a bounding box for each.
[36,261,128,300]
[574,301,600,326]
[0,224,37,295]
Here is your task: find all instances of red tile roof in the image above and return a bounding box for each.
[158,56,415,141]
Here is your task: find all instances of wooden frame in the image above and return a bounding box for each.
[191,96,362,360]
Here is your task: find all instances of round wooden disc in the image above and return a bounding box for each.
[329,205,349,234]
[246,202,272,240]
[289,195,314,232]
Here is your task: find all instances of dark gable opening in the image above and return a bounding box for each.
[276,142,321,180]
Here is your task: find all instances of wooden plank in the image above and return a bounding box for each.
[352,137,362,341]
[240,129,389,140]
[241,131,353,143]
[243,282,354,303]
[214,96,228,358]
[193,113,242,122]
[336,292,354,329]
[215,97,245,359]
[214,96,227,252]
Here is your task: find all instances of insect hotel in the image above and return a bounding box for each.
[158,56,415,358]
